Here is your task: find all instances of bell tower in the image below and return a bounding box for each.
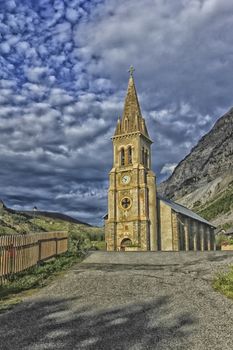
[105,67,158,251]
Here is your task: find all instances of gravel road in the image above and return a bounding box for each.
[0,251,233,350]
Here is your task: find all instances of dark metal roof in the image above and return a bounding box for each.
[158,195,216,228]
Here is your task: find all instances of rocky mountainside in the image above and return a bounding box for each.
[158,108,233,228]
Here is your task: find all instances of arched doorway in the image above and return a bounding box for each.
[120,238,132,251]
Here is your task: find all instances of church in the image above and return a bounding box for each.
[104,68,216,251]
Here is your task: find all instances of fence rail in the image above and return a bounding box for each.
[0,231,68,284]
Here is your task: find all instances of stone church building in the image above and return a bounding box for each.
[104,69,216,251]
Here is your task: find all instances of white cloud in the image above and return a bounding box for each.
[64,118,107,141]
[38,44,48,57]
[16,41,30,54]
[23,83,47,93]
[65,7,79,23]
[74,0,233,114]
[48,88,74,106]
[53,22,72,43]
[0,42,11,54]
[160,163,177,176]
[0,79,16,88]
[25,66,49,83]
[6,35,20,46]
[6,0,16,11]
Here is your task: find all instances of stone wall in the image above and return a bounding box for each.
[157,198,216,251]
[171,211,179,251]
[158,200,173,250]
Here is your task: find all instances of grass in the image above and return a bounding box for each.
[0,251,84,313]
[215,234,233,250]
[222,222,233,231]
[0,204,104,237]
[213,266,233,299]
[196,184,233,221]
[91,240,107,250]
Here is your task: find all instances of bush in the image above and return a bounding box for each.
[213,266,233,299]
[216,234,231,249]
[0,251,83,305]
[197,188,233,221]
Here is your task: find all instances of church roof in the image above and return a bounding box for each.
[158,195,216,228]
[114,67,150,139]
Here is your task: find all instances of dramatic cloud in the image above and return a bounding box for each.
[160,164,177,176]
[0,0,233,224]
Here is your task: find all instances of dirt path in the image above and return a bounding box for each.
[0,251,233,350]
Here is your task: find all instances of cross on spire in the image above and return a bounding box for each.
[128,65,135,77]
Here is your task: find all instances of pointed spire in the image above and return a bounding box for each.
[113,66,150,139]
[114,117,121,135]
[122,66,142,127]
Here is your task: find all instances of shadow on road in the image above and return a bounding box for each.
[73,263,180,273]
[0,294,196,350]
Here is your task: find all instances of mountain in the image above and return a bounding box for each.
[0,201,93,235]
[158,108,233,229]
[19,210,90,226]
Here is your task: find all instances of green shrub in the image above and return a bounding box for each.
[197,187,233,221]
[216,234,231,249]
[0,251,83,306]
[213,266,233,299]
[193,200,201,208]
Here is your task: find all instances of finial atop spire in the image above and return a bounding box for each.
[128,65,135,77]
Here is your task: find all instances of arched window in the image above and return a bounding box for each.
[120,148,125,166]
[128,146,132,164]
[145,150,148,168]
[141,147,144,165]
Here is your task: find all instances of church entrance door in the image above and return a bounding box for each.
[120,238,132,251]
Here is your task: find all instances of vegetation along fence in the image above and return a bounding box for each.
[0,231,68,284]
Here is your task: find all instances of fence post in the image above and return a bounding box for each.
[55,238,58,256]
[9,242,14,276]
[38,240,41,263]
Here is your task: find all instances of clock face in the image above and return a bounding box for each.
[121,175,131,184]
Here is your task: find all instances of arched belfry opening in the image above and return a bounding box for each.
[120,148,125,166]
[145,149,148,168]
[128,146,132,164]
[141,147,144,165]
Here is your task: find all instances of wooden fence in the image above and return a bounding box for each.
[0,231,68,284]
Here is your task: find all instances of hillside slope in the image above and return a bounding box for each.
[20,210,89,226]
[0,200,101,237]
[158,108,233,228]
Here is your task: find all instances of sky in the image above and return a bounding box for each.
[0,0,233,226]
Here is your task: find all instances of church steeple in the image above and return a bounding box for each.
[114,66,150,138]
[106,68,157,252]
